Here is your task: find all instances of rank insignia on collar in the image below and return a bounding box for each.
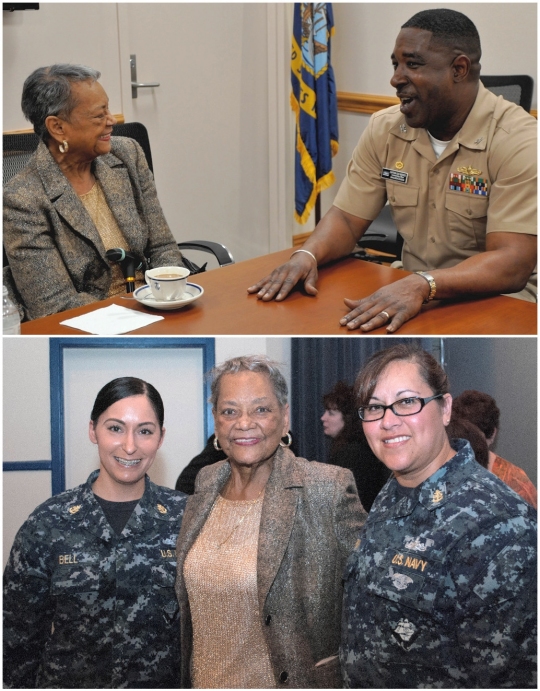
[395,161,404,170]
[432,489,444,504]
[399,123,407,133]
[69,505,82,514]
[157,504,167,514]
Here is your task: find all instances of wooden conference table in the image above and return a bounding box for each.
[21,248,536,335]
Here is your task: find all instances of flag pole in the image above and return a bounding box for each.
[315,194,321,225]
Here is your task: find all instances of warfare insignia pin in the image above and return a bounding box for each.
[457,165,481,176]
[432,489,444,504]
[157,504,167,514]
[388,567,413,591]
[69,505,82,514]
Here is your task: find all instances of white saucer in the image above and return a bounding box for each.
[133,283,204,310]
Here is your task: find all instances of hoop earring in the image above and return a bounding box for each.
[59,140,69,154]
[280,432,292,448]
[213,436,222,451]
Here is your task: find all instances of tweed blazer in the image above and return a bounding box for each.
[175,446,366,688]
[3,137,184,320]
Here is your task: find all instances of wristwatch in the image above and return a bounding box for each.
[415,271,436,303]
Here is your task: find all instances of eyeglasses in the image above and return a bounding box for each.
[358,394,443,422]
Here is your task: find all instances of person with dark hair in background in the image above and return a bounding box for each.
[321,381,390,511]
[453,389,537,508]
[4,64,186,320]
[341,344,536,688]
[175,434,227,495]
[249,8,536,333]
[3,377,187,688]
[446,416,489,468]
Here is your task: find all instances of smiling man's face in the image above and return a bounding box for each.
[390,27,460,139]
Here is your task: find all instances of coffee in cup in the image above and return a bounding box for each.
[145,266,190,301]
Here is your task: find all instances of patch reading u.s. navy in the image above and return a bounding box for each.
[382,168,408,184]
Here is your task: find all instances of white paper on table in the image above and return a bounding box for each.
[60,303,164,335]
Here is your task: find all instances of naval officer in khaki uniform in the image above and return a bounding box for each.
[248,8,537,333]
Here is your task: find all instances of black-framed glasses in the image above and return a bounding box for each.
[358,394,443,422]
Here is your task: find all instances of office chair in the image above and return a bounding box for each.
[3,124,235,269]
[353,205,404,264]
[480,75,534,112]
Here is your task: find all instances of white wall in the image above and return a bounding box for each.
[3,336,292,566]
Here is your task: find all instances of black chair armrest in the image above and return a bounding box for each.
[177,241,235,267]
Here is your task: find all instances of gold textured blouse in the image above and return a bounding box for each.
[184,494,276,689]
[79,181,144,296]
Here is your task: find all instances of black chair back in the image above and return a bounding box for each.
[3,122,154,186]
[480,75,534,112]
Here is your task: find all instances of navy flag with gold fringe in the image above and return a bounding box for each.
[291,3,339,224]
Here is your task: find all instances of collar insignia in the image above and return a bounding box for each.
[157,504,167,514]
[432,489,444,504]
[69,505,82,514]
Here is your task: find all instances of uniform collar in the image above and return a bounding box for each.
[379,439,476,518]
[389,82,494,153]
[67,471,170,540]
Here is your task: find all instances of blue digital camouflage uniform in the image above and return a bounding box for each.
[340,439,537,689]
[3,470,187,689]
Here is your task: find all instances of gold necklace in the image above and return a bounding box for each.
[213,486,265,549]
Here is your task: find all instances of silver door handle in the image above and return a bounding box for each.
[130,54,160,99]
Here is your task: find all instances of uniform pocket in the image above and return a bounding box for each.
[151,561,179,622]
[386,184,419,242]
[445,192,488,251]
[51,559,100,595]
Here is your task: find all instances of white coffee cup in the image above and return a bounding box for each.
[145,266,190,301]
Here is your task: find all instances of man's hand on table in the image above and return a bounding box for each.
[340,274,429,333]
[247,252,319,301]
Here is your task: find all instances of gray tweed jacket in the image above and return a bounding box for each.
[3,137,183,320]
[175,445,366,688]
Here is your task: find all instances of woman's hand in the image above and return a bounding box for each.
[247,253,318,301]
[340,275,429,333]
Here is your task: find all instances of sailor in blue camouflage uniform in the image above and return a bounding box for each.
[3,377,188,689]
[340,345,537,689]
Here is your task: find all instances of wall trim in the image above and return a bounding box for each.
[3,461,52,472]
[337,91,537,119]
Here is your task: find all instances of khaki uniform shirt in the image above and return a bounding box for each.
[333,83,537,300]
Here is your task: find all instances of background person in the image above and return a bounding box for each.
[446,416,489,467]
[452,389,537,508]
[176,355,366,688]
[3,377,187,689]
[4,64,186,320]
[321,380,390,511]
[248,9,536,333]
[341,344,537,688]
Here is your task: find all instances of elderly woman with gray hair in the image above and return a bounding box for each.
[4,63,185,320]
[175,355,366,688]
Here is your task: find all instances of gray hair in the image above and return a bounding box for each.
[21,63,101,142]
[209,355,288,410]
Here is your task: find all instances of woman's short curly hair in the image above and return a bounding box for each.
[452,390,500,439]
[21,63,101,142]
[209,355,288,410]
